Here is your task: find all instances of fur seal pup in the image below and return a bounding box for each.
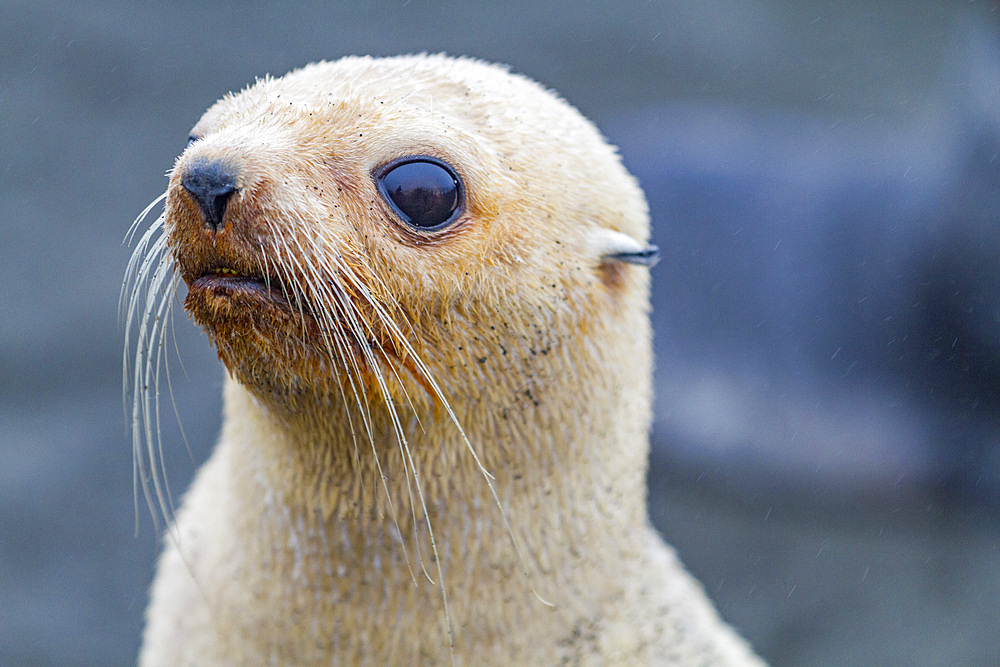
[125,54,761,664]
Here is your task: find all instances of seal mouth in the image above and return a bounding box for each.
[183,263,306,320]
[179,258,434,394]
[191,268,270,296]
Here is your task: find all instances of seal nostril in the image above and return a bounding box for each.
[182,160,237,231]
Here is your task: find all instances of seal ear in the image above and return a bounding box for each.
[590,228,660,268]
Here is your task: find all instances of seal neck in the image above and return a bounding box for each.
[217,361,651,540]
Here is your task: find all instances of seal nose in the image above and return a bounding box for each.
[182,160,236,231]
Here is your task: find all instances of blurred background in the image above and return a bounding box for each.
[2,0,998,663]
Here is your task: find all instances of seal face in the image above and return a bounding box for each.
[126,54,761,665]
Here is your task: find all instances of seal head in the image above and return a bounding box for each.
[131,54,760,665]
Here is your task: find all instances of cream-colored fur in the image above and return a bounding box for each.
[135,55,762,665]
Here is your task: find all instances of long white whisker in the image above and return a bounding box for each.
[151,283,178,517]
[337,253,551,607]
[122,224,168,408]
[124,223,167,532]
[286,236,454,649]
[269,228,419,583]
[129,249,176,533]
[141,263,182,532]
[123,191,168,246]
[323,263,437,583]
[329,257,425,432]
[267,229,364,470]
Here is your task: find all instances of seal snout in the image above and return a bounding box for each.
[181,159,237,231]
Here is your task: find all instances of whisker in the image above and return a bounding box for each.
[122,197,194,540]
[271,228,420,583]
[162,282,196,464]
[123,191,168,249]
[140,263,182,532]
[151,282,178,517]
[335,251,551,607]
[330,257,425,430]
[286,235,455,647]
[122,223,168,405]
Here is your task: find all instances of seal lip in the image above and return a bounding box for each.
[372,154,466,233]
[190,272,268,295]
[183,262,300,312]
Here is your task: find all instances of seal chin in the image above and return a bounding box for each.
[183,277,331,401]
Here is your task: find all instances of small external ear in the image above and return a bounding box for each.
[590,228,661,268]
[606,245,660,267]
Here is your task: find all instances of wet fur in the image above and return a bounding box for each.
[126,55,761,664]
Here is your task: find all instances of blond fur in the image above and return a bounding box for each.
[128,54,762,665]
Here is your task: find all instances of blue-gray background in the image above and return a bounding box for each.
[2,1,999,664]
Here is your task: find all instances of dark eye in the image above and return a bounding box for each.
[375,157,462,230]
[186,135,200,148]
